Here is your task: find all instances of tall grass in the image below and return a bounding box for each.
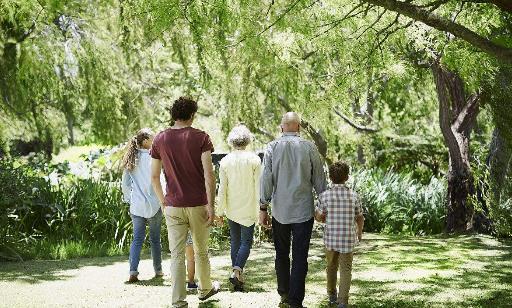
[352,169,447,235]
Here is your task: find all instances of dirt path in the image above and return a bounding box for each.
[0,236,324,308]
[1,234,511,308]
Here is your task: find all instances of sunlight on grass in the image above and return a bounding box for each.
[53,144,103,163]
[1,233,510,307]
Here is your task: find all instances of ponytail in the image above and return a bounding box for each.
[121,128,154,171]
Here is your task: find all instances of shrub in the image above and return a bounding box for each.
[0,159,131,260]
[352,168,447,235]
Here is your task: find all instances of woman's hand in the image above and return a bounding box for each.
[214,215,224,226]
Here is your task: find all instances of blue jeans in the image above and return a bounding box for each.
[129,209,163,276]
[272,217,314,307]
[228,219,255,271]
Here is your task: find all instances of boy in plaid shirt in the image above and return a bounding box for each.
[315,161,364,308]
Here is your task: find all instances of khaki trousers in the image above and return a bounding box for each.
[164,206,212,307]
[326,250,353,305]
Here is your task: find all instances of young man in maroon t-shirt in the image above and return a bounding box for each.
[151,97,220,307]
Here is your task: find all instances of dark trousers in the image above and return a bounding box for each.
[272,217,314,307]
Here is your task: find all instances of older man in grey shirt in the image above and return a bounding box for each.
[260,112,327,308]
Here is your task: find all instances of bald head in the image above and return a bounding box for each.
[281,112,301,133]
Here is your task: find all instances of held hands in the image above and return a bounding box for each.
[259,210,271,230]
[214,215,224,226]
[206,205,215,227]
[314,210,326,223]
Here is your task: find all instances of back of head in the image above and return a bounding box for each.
[281,112,301,133]
[329,161,350,184]
[170,97,198,121]
[122,128,154,171]
[227,124,253,149]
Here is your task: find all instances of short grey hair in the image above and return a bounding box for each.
[227,125,253,148]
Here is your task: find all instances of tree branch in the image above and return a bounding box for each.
[360,0,512,64]
[454,93,480,134]
[333,108,380,133]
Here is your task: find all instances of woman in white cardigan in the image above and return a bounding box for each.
[216,125,261,291]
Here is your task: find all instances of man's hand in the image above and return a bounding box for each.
[259,210,271,229]
[206,205,215,227]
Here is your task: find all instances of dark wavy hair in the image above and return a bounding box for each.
[329,161,350,184]
[170,97,198,121]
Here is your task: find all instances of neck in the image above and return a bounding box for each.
[173,120,192,128]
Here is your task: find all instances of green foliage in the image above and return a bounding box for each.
[352,169,446,235]
[0,158,132,260]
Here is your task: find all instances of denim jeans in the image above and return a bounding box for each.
[227,219,255,271]
[129,209,163,276]
[272,217,314,307]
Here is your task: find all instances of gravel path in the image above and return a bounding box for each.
[2,233,510,308]
[0,237,327,308]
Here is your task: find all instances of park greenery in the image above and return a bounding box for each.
[1,0,512,264]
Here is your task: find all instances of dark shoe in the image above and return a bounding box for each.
[187,281,198,291]
[337,304,346,308]
[229,276,243,288]
[198,281,220,301]
[328,294,338,305]
[127,275,139,283]
[279,294,289,307]
[234,284,244,292]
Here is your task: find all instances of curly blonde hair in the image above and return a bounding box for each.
[227,124,253,148]
[121,128,154,171]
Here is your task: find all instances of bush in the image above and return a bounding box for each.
[352,168,447,235]
[0,159,132,260]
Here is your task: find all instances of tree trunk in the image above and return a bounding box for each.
[431,61,480,233]
[487,128,512,202]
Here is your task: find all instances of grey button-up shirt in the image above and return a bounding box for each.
[260,132,327,224]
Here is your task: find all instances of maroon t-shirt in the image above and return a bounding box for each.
[151,127,214,207]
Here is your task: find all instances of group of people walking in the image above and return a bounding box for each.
[121,97,364,308]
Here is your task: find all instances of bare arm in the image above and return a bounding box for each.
[151,158,165,212]
[201,150,216,226]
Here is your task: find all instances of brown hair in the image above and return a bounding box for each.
[329,161,350,184]
[121,128,153,171]
[170,97,198,121]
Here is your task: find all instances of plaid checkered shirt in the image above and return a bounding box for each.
[317,184,362,253]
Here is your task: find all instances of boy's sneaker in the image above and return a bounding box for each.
[198,280,221,301]
[186,281,198,291]
[337,304,346,308]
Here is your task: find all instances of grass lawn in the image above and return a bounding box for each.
[52,144,104,163]
[0,233,511,307]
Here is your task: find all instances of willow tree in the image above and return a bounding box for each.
[125,0,510,233]
[0,1,151,152]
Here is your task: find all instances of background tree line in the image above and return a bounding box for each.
[1,0,511,236]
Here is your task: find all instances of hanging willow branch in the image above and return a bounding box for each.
[359,0,512,64]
